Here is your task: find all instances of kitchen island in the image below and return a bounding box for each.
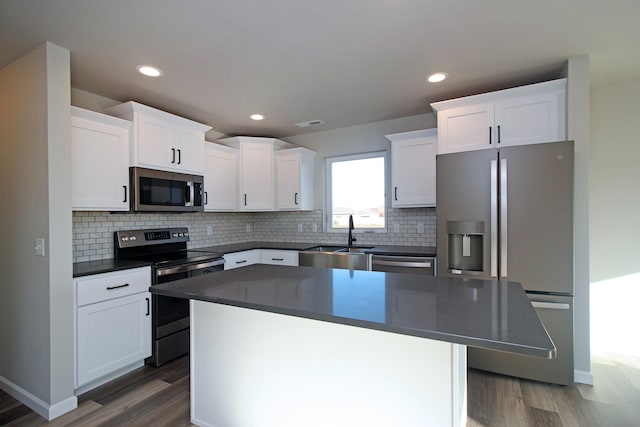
[152,264,555,427]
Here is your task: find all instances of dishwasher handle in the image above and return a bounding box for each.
[372,259,432,268]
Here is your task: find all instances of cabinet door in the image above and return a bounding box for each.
[495,91,563,147]
[261,250,299,266]
[437,103,495,154]
[276,153,301,210]
[204,144,238,211]
[241,143,274,210]
[172,127,205,174]
[77,292,151,386]
[136,114,173,169]
[391,134,437,207]
[71,116,129,211]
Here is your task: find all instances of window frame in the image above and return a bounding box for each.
[325,150,388,234]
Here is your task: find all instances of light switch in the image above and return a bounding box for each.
[298,224,303,233]
[312,223,318,233]
[35,238,45,256]
[417,223,424,234]
[207,225,213,236]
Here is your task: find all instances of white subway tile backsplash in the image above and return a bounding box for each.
[72,208,436,263]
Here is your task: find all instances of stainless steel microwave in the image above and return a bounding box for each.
[130,167,204,212]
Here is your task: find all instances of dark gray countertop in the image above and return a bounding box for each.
[73,259,153,277]
[151,264,555,358]
[197,242,437,257]
[73,242,436,277]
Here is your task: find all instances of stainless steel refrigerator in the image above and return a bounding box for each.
[436,140,574,385]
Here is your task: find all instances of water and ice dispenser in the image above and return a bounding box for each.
[447,221,484,274]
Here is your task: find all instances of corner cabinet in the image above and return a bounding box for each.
[276,148,315,210]
[71,107,131,211]
[74,267,151,392]
[431,78,566,154]
[386,129,437,208]
[218,136,298,211]
[204,143,238,211]
[105,101,212,174]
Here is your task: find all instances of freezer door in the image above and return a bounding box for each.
[499,140,574,294]
[468,293,574,385]
[436,149,498,278]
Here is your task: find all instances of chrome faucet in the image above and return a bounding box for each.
[348,214,357,247]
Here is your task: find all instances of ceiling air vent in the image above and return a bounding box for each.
[294,119,325,128]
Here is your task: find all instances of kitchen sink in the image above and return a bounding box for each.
[334,247,373,253]
[299,246,371,270]
[304,245,347,252]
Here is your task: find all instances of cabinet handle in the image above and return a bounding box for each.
[106,283,129,290]
[204,191,208,205]
[177,149,182,164]
[123,185,127,203]
[171,148,176,163]
[272,258,284,261]
[394,186,398,201]
[236,260,247,264]
[294,192,298,205]
[497,125,501,144]
[145,297,150,316]
[489,126,492,145]
[244,194,247,206]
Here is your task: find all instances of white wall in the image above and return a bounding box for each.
[285,113,437,208]
[564,56,592,383]
[0,43,75,418]
[589,78,640,356]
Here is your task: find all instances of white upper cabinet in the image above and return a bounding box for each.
[105,101,211,174]
[204,143,238,211]
[431,79,566,154]
[71,106,131,211]
[386,129,437,208]
[276,148,315,210]
[218,136,296,211]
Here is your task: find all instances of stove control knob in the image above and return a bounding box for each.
[184,232,189,236]
[122,236,129,241]
[131,236,137,241]
[178,232,184,237]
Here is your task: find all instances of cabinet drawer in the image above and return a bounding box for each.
[76,267,151,306]
[223,250,261,270]
[261,250,299,266]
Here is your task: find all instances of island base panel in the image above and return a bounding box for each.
[190,300,467,427]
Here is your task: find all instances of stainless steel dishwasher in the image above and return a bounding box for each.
[370,255,435,275]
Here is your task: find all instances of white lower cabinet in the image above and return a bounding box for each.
[223,250,261,270]
[74,267,151,391]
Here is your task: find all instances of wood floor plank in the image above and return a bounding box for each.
[526,406,563,427]
[67,378,171,426]
[3,401,103,427]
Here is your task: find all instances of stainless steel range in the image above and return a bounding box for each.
[115,227,224,366]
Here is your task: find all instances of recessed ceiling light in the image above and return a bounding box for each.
[427,72,448,83]
[136,65,163,77]
[250,114,265,121]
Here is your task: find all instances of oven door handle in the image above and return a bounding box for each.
[156,259,225,276]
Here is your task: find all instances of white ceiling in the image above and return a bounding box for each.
[1,0,638,138]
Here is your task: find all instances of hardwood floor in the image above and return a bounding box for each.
[1,352,638,426]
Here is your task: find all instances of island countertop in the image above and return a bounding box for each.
[151,264,555,358]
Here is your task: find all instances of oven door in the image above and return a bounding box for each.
[148,258,224,366]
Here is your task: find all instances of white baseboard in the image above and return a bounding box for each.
[0,375,77,421]
[574,369,594,385]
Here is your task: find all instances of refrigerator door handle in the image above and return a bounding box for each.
[490,160,498,277]
[531,301,570,310]
[500,158,508,277]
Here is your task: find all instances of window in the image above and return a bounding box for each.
[326,151,387,232]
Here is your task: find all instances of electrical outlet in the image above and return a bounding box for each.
[393,223,400,233]
[207,225,213,236]
[35,238,45,256]
[298,224,303,233]
[246,224,251,233]
[312,223,318,233]
[417,223,425,234]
